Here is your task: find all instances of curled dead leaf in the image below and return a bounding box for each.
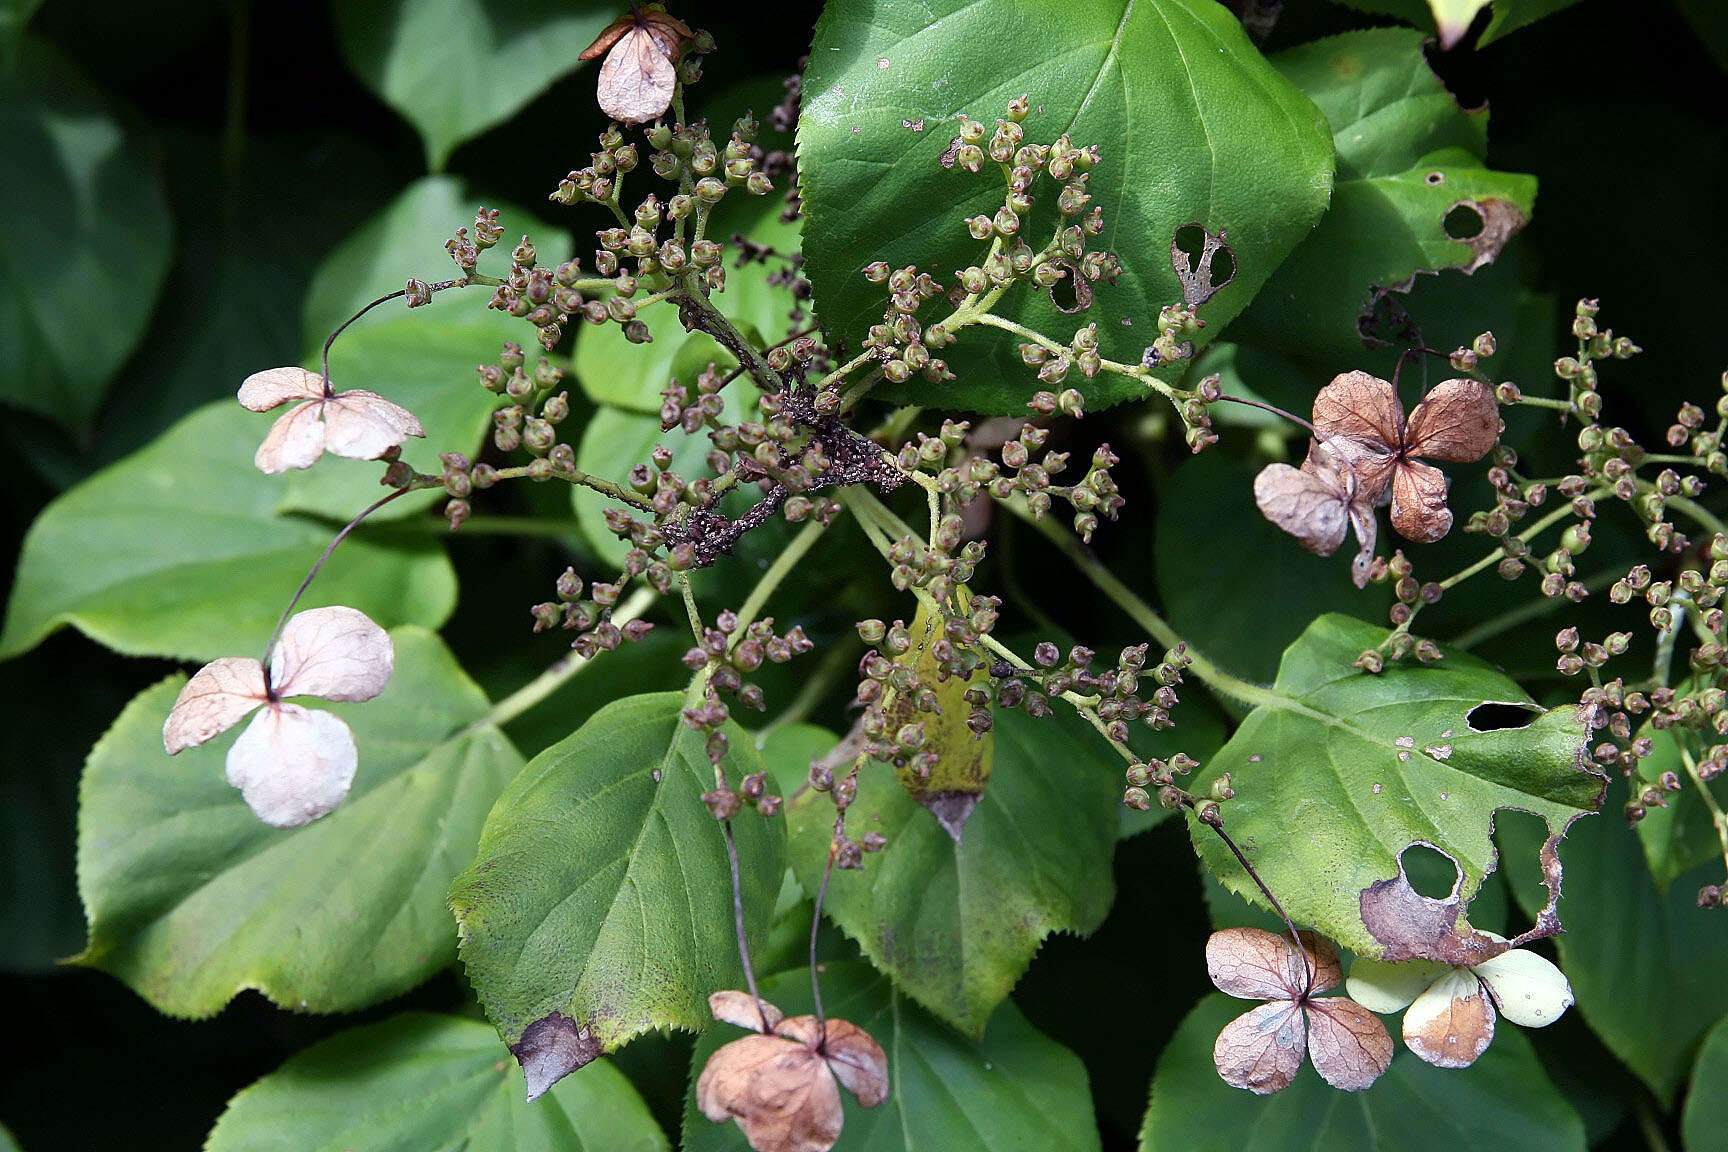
[582,5,693,125]
[698,994,888,1152]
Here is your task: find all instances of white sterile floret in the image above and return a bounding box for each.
[1346,933,1573,1070]
[161,606,394,827]
[239,366,424,474]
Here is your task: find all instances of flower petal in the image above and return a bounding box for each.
[1305,996,1394,1091]
[1404,378,1503,463]
[224,703,358,827]
[597,25,677,125]
[1474,948,1574,1028]
[710,989,784,1032]
[1402,967,1496,1068]
[1213,1000,1307,1095]
[1345,956,1451,1014]
[271,606,393,702]
[321,389,425,461]
[697,1031,844,1152]
[1253,462,1350,558]
[1389,459,1453,542]
[162,657,267,753]
[1206,927,1340,999]
[238,366,325,411]
[1312,370,1404,456]
[254,400,328,474]
[812,1017,890,1108]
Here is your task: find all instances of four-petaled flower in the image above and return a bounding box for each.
[1208,926,1394,1095]
[239,366,424,475]
[1346,933,1573,1068]
[580,4,693,126]
[697,990,889,1152]
[162,606,394,827]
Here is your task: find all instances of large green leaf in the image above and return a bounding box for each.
[1683,1014,1728,1152]
[1139,994,1584,1150]
[334,0,612,172]
[1152,452,1392,689]
[1187,614,1601,958]
[449,692,784,1093]
[1501,781,1728,1105]
[1233,29,1536,366]
[682,962,1101,1152]
[0,401,456,663]
[206,1012,667,1152]
[786,708,1120,1036]
[797,0,1334,414]
[77,628,523,1016]
[573,194,802,414]
[0,37,171,431]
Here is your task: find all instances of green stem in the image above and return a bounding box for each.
[729,516,831,642]
[484,462,652,512]
[1677,741,1728,881]
[1514,394,1575,412]
[1445,567,1619,649]
[473,586,658,730]
[1666,492,1727,539]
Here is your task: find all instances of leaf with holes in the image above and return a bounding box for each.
[334,0,613,171]
[1186,614,1601,960]
[449,693,783,1100]
[0,37,171,431]
[682,963,1100,1152]
[206,1013,667,1152]
[797,0,1333,415]
[1501,779,1728,1105]
[1232,29,1537,367]
[77,629,521,1016]
[0,401,455,664]
[785,707,1120,1036]
[1139,993,1585,1150]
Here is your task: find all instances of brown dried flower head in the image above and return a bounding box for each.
[1254,438,1378,589]
[238,366,424,475]
[697,991,889,1152]
[581,4,694,125]
[1311,371,1503,543]
[1207,926,1393,1095]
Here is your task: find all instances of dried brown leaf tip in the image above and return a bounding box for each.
[697,992,888,1152]
[1253,438,1379,589]
[1311,371,1503,543]
[581,4,694,125]
[1207,927,1393,1095]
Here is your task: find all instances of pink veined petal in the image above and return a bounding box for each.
[1206,927,1340,1000]
[238,366,325,411]
[224,703,358,828]
[162,657,268,753]
[1213,1000,1307,1095]
[1305,997,1394,1092]
[254,400,329,474]
[320,390,425,461]
[597,26,677,124]
[271,606,394,702]
[709,990,785,1033]
[1402,967,1496,1069]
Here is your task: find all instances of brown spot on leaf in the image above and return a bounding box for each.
[922,791,981,842]
[1358,845,1508,966]
[511,1012,601,1101]
[1446,198,1526,272]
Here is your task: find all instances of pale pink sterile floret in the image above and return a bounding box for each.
[161,606,394,828]
[239,366,424,474]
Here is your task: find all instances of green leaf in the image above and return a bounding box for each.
[1632,728,1726,892]
[1,401,456,664]
[1138,993,1585,1151]
[1501,780,1728,1105]
[682,963,1101,1152]
[0,37,171,431]
[449,693,784,1085]
[797,0,1334,414]
[1187,614,1601,958]
[1233,29,1536,367]
[77,628,523,1016]
[206,1012,667,1152]
[1153,452,1392,689]
[1325,0,1581,48]
[1683,1014,1728,1152]
[573,194,802,414]
[333,0,612,172]
[300,175,570,351]
[786,707,1119,1036]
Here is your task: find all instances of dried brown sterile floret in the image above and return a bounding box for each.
[1207,927,1393,1095]
[239,367,425,475]
[581,5,694,125]
[1311,371,1503,543]
[1254,438,1379,588]
[697,992,888,1152]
